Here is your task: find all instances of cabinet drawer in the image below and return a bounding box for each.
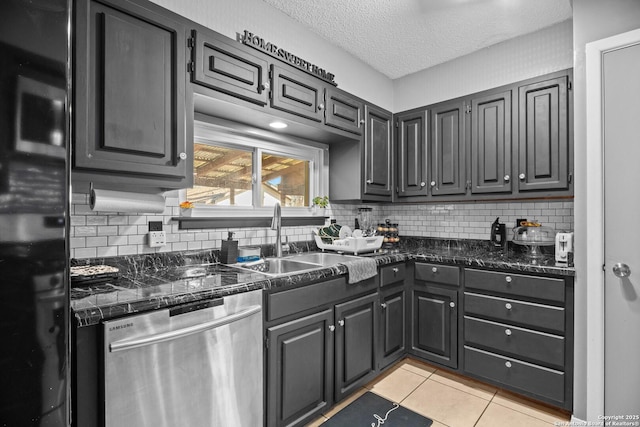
[380,263,406,288]
[464,346,565,404]
[267,276,376,321]
[464,292,565,333]
[415,263,459,286]
[465,269,564,302]
[464,317,564,367]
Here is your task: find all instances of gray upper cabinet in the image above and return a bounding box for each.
[430,100,467,196]
[271,64,326,122]
[325,87,364,135]
[517,74,571,192]
[470,89,513,194]
[363,104,393,199]
[396,109,429,198]
[73,0,191,191]
[190,28,269,106]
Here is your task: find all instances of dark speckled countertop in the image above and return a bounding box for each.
[71,238,573,327]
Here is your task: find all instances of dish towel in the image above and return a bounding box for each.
[341,258,378,284]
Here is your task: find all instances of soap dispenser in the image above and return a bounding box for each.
[220,232,238,264]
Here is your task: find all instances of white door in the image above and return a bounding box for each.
[603,40,640,415]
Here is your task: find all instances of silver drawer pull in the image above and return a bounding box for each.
[505,303,512,310]
[338,319,345,327]
[505,329,512,336]
[505,361,512,368]
[505,276,512,283]
[392,267,399,273]
[431,267,437,273]
[381,303,387,309]
[449,302,455,308]
[329,325,335,332]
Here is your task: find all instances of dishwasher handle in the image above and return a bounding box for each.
[109,305,262,353]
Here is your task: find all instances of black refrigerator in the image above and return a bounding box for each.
[0,0,70,425]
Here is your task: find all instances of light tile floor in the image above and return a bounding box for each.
[306,358,571,427]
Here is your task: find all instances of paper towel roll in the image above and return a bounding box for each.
[90,189,166,213]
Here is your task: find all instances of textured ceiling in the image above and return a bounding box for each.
[261,0,573,79]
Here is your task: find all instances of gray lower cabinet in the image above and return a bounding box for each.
[265,276,378,427]
[378,263,408,369]
[410,263,460,369]
[334,293,379,401]
[463,268,573,410]
[266,309,334,427]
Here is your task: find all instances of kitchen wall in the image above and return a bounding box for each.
[70,193,573,259]
[572,0,640,422]
[148,0,393,111]
[393,19,573,111]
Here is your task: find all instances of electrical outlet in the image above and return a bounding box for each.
[148,231,166,248]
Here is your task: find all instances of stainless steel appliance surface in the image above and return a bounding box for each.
[0,1,70,424]
[103,289,263,427]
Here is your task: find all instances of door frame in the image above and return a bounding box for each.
[585,27,640,419]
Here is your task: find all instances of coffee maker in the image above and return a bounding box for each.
[490,217,507,249]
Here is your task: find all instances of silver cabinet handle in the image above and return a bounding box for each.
[430,181,436,187]
[179,152,187,160]
[338,319,345,327]
[449,302,455,308]
[262,81,270,90]
[505,276,512,283]
[392,267,399,273]
[505,361,512,368]
[366,179,373,184]
[329,325,335,332]
[381,303,387,309]
[318,103,325,111]
[505,303,512,310]
[110,305,261,352]
[420,182,426,187]
[505,329,512,336]
[504,175,510,182]
[613,263,631,278]
[360,119,365,125]
[431,267,437,273]
[519,173,526,180]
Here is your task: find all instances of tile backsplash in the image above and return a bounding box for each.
[70,191,573,259]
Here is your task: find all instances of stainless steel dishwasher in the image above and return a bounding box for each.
[103,289,263,427]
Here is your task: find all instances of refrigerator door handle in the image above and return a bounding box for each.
[109,305,261,352]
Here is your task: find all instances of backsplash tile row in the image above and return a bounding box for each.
[70,191,573,259]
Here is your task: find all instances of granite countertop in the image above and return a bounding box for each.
[71,238,574,327]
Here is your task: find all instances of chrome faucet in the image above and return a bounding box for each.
[271,201,282,258]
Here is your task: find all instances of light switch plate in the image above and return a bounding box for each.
[148,231,166,248]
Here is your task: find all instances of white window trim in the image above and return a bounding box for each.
[179,120,329,217]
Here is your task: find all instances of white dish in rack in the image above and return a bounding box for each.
[314,235,384,255]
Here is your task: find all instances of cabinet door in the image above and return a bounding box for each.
[74,0,188,181]
[267,309,334,427]
[430,100,467,196]
[363,104,393,198]
[379,289,406,369]
[411,285,458,369]
[190,29,269,106]
[271,64,325,122]
[334,293,378,401]
[396,110,429,197]
[471,89,512,194]
[325,87,364,135]
[517,75,570,191]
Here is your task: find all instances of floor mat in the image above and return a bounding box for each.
[322,391,433,427]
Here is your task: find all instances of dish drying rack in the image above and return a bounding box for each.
[314,235,384,255]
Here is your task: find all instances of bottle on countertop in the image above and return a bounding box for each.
[220,231,238,264]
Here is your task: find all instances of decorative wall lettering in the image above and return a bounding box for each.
[239,30,337,86]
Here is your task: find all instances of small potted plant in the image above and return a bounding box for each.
[179,200,194,216]
[312,196,329,215]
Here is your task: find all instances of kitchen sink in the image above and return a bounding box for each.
[287,252,362,266]
[235,258,322,276]
[235,252,363,276]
